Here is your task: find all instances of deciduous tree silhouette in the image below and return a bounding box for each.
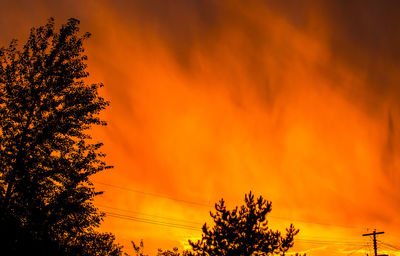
[0,18,121,255]
[189,192,301,256]
[129,240,190,256]
[157,248,189,256]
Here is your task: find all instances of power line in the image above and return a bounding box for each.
[97,203,364,235]
[103,211,201,231]
[295,239,364,246]
[269,215,361,229]
[378,244,398,253]
[94,181,363,230]
[102,209,368,248]
[367,237,373,256]
[379,242,400,251]
[94,181,211,207]
[97,204,204,225]
[103,209,389,254]
[301,235,365,242]
[98,203,369,247]
[347,246,369,256]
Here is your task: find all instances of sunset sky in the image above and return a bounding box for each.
[1,0,400,255]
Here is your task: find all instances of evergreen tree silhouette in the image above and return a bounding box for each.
[189,192,302,256]
[129,193,304,256]
[0,18,121,255]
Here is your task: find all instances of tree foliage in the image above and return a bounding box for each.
[129,240,190,256]
[157,247,189,256]
[189,192,300,256]
[133,192,303,256]
[0,18,121,255]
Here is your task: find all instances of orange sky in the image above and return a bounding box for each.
[1,1,400,255]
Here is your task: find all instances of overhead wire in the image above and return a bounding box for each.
[94,181,363,230]
[101,208,367,247]
[98,204,203,225]
[103,211,201,231]
[379,241,400,251]
[295,239,365,246]
[94,181,211,207]
[378,244,395,252]
[366,237,373,256]
[94,181,397,250]
[378,244,399,255]
[346,245,368,256]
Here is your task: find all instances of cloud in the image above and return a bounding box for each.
[1,1,400,254]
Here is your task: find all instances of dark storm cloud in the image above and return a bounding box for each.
[318,0,400,97]
[106,0,400,100]
[107,0,289,109]
[109,0,221,67]
[306,1,400,185]
[2,0,399,132]
[2,0,399,93]
[321,0,400,62]
[0,0,79,41]
[249,0,400,100]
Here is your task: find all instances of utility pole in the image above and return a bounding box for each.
[362,230,388,256]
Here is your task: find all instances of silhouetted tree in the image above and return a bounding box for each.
[157,248,187,256]
[129,193,304,255]
[0,18,121,255]
[129,241,189,256]
[130,240,149,256]
[189,192,301,256]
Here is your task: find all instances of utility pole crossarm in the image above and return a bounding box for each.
[363,231,384,236]
[362,230,385,256]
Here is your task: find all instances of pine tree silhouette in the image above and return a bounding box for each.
[189,192,302,256]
